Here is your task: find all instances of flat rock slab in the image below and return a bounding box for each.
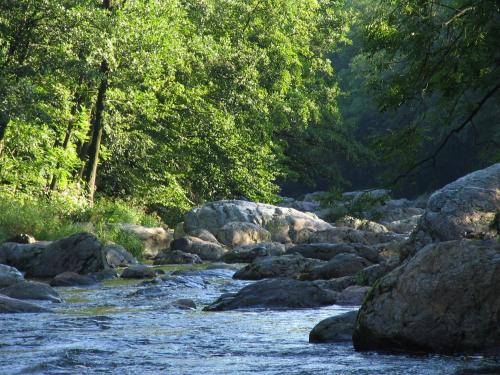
[0,281,62,303]
[0,294,52,314]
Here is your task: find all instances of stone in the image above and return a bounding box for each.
[308,227,403,246]
[172,298,196,310]
[183,200,333,244]
[216,221,271,247]
[309,311,358,343]
[170,236,227,261]
[0,281,62,303]
[307,253,373,280]
[286,243,357,261]
[188,229,220,244]
[103,243,138,268]
[222,242,286,263]
[153,250,203,265]
[384,215,421,234]
[314,276,357,292]
[336,285,370,306]
[0,233,107,278]
[204,278,338,311]
[50,272,98,287]
[0,264,24,288]
[353,240,500,355]
[174,222,186,240]
[336,216,389,233]
[119,224,174,259]
[233,254,325,280]
[121,264,157,279]
[355,258,400,286]
[0,295,52,314]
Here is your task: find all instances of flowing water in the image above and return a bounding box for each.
[0,266,497,374]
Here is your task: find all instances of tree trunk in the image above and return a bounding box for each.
[84,60,109,203]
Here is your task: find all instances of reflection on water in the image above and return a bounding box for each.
[0,268,496,374]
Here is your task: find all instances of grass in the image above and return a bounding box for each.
[0,192,164,259]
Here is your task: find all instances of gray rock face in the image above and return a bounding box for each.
[0,294,52,314]
[308,253,373,280]
[0,264,24,288]
[121,264,157,279]
[216,221,271,247]
[233,254,325,280]
[103,243,138,268]
[336,216,389,233]
[222,242,286,263]
[204,278,338,311]
[309,311,358,343]
[308,227,403,246]
[0,281,62,303]
[286,243,357,260]
[184,200,333,244]
[337,285,370,306]
[355,258,400,286]
[119,224,174,259]
[170,236,227,261]
[412,163,500,249]
[153,250,203,265]
[353,240,500,355]
[188,229,220,244]
[0,233,107,278]
[50,272,98,287]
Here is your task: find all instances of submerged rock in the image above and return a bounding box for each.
[0,281,62,303]
[0,294,52,314]
[0,264,24,288]
[309,311,358,343]
[172,298,196,310]
[121,264,157,279]
[233,254,325,280]
[50,271,98,287]
[204,278,338,311]
[353,240,500,355]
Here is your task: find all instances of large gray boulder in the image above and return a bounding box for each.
[222,242,286,263]
[153,250,203,265]
[0,264,24,287]
[0,295,52,314]
[336,285,370,306]
[309,311,358,343]
[102,243,138,268]
[0,281,62,303]
[216,221,271,247]
[233,254,325,280]
[121,264,157,279]
[353,240,500,355]
[411,163,500,251]
[50,272,98,287]
[204,278,338,311]
[287,243,379,263]
[0,233,108,278]
[184,200,333,244]
[307,253,373,280]
[119,224,174,259]
[170,236,227,261]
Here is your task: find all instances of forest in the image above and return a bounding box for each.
[0,1,499,374]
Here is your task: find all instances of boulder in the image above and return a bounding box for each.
[308,227,402,246]
[355,259,400,286]
[286,243,356,261]
[204,278,338,311]
[307,253,372,280]
[309,311,358,343]
[174,222,186,240]
[183,200,333,244]
[353,240,500,355]
[337,285,370,306]
[153,250,202,265]
[170,236,227,261]
[0,294,52,314]
[336,216,389,233]
[0,264,24,288]
[233,254,325,280]
[0,281,62,303]
[216,221,271,247]
[103,243,138,268]
[119,224,174,259]
[188,229,220,244]
[121,264,157,279]
[0,233,108,278]
[410,163,500,254]
[50,272,98,287]
[384,215,421,234]
[222,242,286,263]
[172,298,197,310]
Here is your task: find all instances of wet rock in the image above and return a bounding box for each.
[0,294,52,314]
[0,264,24,288]
[183,200,333,244]
[336,285,370,306]
[50,272,98,287]
[204,278,338,311]
[353,240,500,355]
[170,236,227,261]
[153,250,203,265]
[172,298,196,310]
[0,232,108,278]
[0,281,62,303]
[307,253,372,280]
[121,264,157,279]
[309,311,358,343]
[222,242,286,263]
[119,224,174,259]
[233,254,325,280]
[103,243,138,268]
